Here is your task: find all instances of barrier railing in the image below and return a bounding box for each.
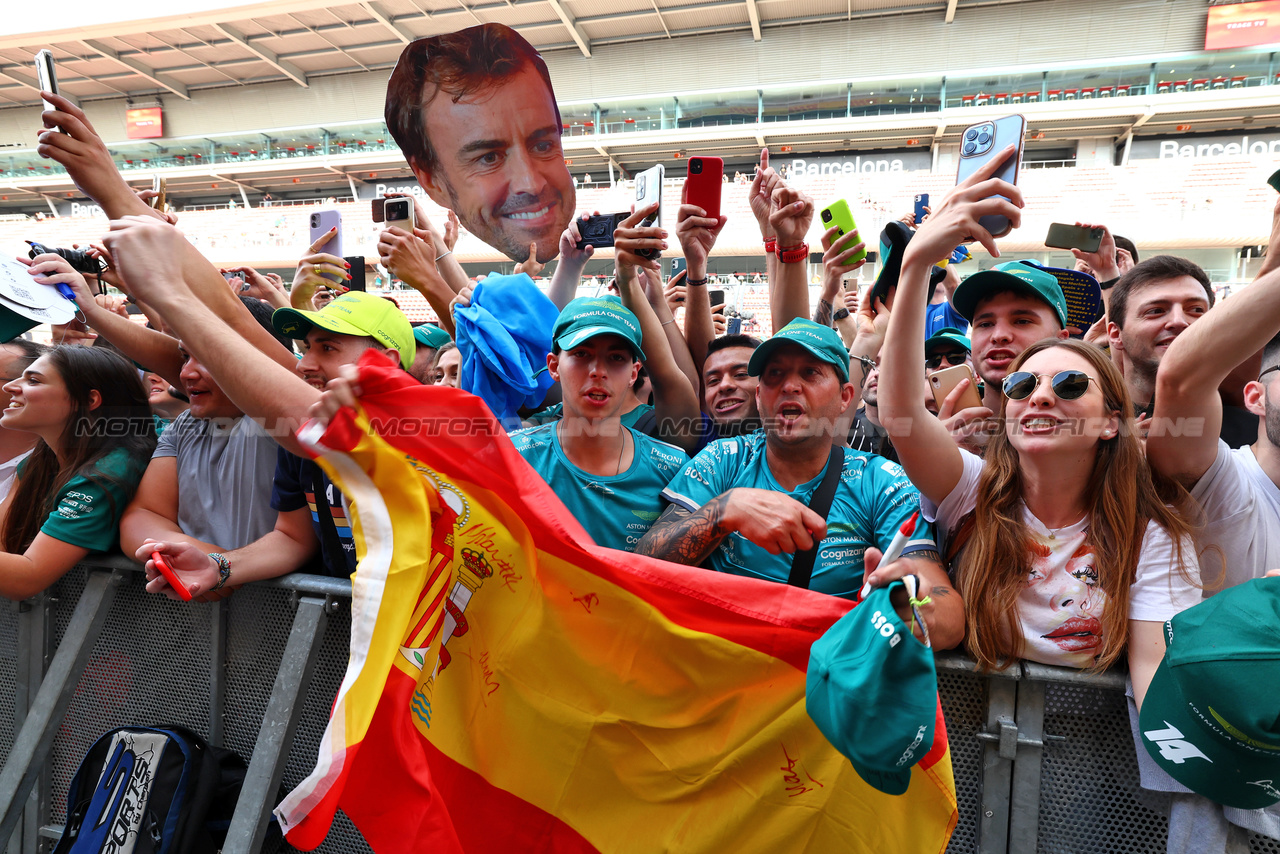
[0,556,1274,853]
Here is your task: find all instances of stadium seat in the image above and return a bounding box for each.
[1064,89,1078,100]
[1024,91,1040,103]
[1116,85,1130,96]
[1231,76,1246,88]
[1157,82,1170,94]
[1212,77,1226,89]
[961,95,975,107]
[1080,88,1094,99]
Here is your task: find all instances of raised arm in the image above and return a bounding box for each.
[767,184,815,330]
[613,205,701,452]
[1150,195,1280,485]
[746,148,780,314]
[815,225,866,327]
[879,146,1023,507]
[103,217,321,457]
[548,214,597,309]
[641,267,700,397]
[675,180,728,374]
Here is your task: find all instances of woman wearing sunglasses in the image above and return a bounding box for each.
[876,154,1200,706]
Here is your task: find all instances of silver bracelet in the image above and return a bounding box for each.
[661,319,677,326]
[436,250,453,262]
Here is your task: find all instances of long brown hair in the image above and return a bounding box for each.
[957,338,1195,672]
[4,346,156,553]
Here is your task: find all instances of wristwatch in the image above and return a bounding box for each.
[207,553,232,590]
[833,307,851,320]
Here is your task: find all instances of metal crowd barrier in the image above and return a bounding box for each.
[0,557,1274,854]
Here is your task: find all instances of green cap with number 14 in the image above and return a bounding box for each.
[1139,575,1280,809]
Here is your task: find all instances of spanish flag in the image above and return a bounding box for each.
[275,353,957,853]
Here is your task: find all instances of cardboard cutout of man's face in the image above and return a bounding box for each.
[387,25,575,265]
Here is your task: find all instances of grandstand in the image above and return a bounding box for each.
[2,0,1280,851]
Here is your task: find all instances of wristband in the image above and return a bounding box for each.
[208,552,232,590]
[764,238,777,254]
[436,250,453,262]
[1099,276,1120,291]
[776,242,809,264]
[833,307,850,320]
[686,276,709,287]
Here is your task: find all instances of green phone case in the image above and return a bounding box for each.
[1269,168,1280,194]
[819,200,867,264]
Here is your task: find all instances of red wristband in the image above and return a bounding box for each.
[764,238,777,253]
[776,242,809,264]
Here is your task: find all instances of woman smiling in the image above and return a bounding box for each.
[878,152,1201,708]
[0,346,155,599]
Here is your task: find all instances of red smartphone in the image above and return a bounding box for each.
[685,156,723,220]
[151,550,194,602]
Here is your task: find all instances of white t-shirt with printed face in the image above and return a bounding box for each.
[921,450,1201,669]
[1189,439,1280,594]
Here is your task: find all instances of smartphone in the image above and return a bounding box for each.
[819,200,867,265]
[669,257,687,279]
[727,316,743,335]
[371,197,386,223]
[34,50,65,134]
[309,209,344,284]
[575,212,627,251]
[384,197,415,231]
[634,164,664,259]
[708,288,726,308]
[345,256,366,292]
[151,551,193,602]
[1045,223,1103,254]
[913,193,929,224]
[151,175,167,212]
[1268,168,1280,194]
[956,114,1026,239]
[930,364,984,412]
[686,156,723,220]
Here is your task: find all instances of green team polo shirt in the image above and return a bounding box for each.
[661,432,937,598]
[32,447,147,553]
[509,422,687,552]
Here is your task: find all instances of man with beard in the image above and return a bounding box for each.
[1149,195,1280,593]
[701,335,762,438]
[1103,256,1259,447]
[384,24,575,264]
[637,320,963,647]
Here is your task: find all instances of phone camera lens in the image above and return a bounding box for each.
[310,215,317,226]
[978,132,991,144]
[965,129,978,141]
[690,159,702,174]
[963,142,977,155]
[821,210,832,222]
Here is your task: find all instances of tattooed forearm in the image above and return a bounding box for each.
[635,497,731,566]
[812,298,834,327]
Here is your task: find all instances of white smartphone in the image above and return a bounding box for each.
[34,50,65,133]
[383,196,415,231]
[633,164,664,259]
[308,209,344,284]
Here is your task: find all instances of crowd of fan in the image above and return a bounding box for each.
[4,70,1280,838]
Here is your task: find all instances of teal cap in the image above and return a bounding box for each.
[806,579,938,795]
[553,295,645,361]
[1139,576,1280,810]
[950,260,1068,329]
[748,318,850,384]
[412,323,451,350]
[925,326,971,355]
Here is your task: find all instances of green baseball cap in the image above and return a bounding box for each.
[924,327,971,355]
[806,579,938,795]
[748,318,850,384]
[950,260,1068,329]
[1139,576,1280,810]
[553,295,645,361]
[273,291,416,371]
[413,323,451,350]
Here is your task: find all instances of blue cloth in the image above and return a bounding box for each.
[925,300,968,339]
[453,273,559,429]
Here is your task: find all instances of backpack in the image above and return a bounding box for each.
[53,726,247,854]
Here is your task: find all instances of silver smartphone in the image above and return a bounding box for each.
[34,50,66,134]
[633,164,664,259]
[955,114,1026,238]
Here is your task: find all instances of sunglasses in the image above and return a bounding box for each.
[926,351,968,370]
[1002,370,1098,401]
